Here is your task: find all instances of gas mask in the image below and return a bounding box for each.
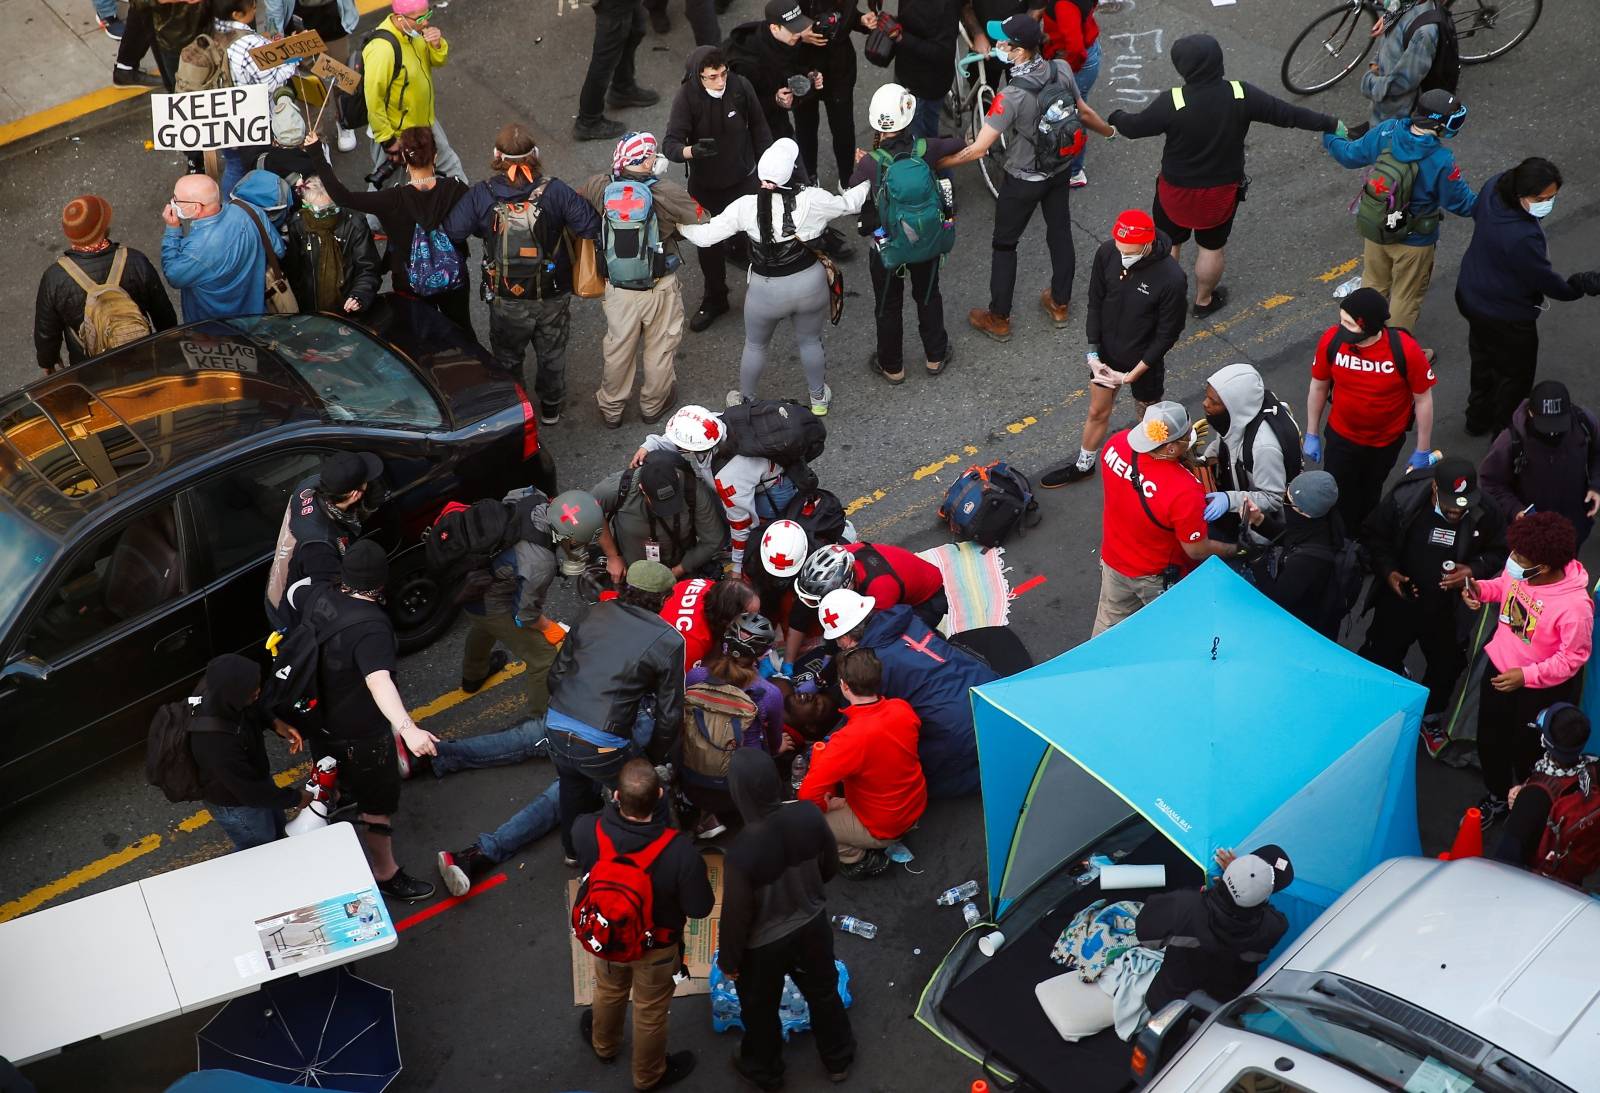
[555,535,589,577]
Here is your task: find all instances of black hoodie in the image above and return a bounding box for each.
[1085,231,1187,371]
[717,749,839,973]
[1136,882,1287,1012]
[189,655,302,811]
[665,44,775,195]
[574,797,715,940]
[1107,34,1337,188]
[724,21,813,137]
[1246,508,1349,639]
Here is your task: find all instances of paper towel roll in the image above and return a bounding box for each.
[1097,863,1166,890]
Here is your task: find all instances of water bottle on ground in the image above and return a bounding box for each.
[962,901,982,927]
[790,746,809,796]
[935,880,980,906]
[832,914,877,939]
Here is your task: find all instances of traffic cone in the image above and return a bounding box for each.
[1444,807,1483,860]
[971,1082,990,1093]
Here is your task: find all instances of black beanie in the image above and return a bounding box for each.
[1540,703,1590,764]
[1340,287,1390,333]
[341,539,389,592]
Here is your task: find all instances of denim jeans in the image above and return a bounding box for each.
[433,718,549,776]
[94,0,117,23]
[549,730,634,857]
[755,477,798,521]
[211,804,286,852]
[478,782,560,863]
[1068,41,1100,175]
[910,96,942,140]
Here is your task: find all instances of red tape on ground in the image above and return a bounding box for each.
[1011,575,1047,598]
[395,871,508,932]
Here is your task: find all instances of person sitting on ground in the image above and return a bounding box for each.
[1479,380,1600,547]
[1240,471,1352,639]
[283,174,381,317]
[661,576,761,671]
[1489,703,1600,882]
[796,647,926,879]
[818,587,997,798]
[593,449,728,584]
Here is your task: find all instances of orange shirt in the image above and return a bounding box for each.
[798,697,927,840]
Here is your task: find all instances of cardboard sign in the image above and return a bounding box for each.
[180,339,258,373]
[248,28,326,69]
[310,52,360,94]
[151,84,270,151]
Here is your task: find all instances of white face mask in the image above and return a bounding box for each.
[1506,557,1544,581]
[1526,197,1555,219]
[651,155,669,177]
[705,86,725,99]
[1120,253,1141,269]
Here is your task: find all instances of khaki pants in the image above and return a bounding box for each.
[826,800,892,864]
[1091,562,1166,636]
[591,945,680,1089]
[460,610,559,719]
[1361,238,1436,335]
[596,272,685,423]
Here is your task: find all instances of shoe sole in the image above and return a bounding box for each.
[972,326,1012,343]
[1040,472,1093,489]
[437,852,470,898]
[380,881,435,903]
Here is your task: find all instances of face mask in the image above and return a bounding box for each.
[990,47,1010,64]
[303,198,338,215]
[705,86,725,99]
[1120,252,1141,269]
[404,25,423,37]
[1335,324,1366,345]
[651,155,669,177]
[1527,197,1555,219]
[1506,557,1544,581]
[169,201,194,222]
[555,537,588,577]
[1206,409,1231,435]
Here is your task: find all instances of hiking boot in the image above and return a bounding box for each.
[810,384,833,416]
[573,115,627,142]
[579,1008,617,1064]
[689,299,729,332]
[817,226,854,261]
[1040,459,1097,488]
[377,867,435,903]
[653,1050,698,1088]
[112,66,163,87]
[968,308,1012,342]
[608,84,661,109]
[437,844,493,897]
[641,384,677,425]
[1192,284,1230,318]
[1068,168,1088,189]
[1477,794,1508,829]
[603,415,624,430]
[927,345,953,376]
[869,352,906,385]
[539,402,561,426]
[1040,288,1070,328]
[828,1065,851,1083]
[839,848,892,879]
[461,650,510,694]
[647,5,671,32]
[731,1051,784,1091]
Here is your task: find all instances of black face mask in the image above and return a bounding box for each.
[1334,325,1366,345]
[1205,409,1231,435]
[1531,427,1565,447]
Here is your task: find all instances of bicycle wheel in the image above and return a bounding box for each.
[972,86,1003,200]
[1455,0,1542,64]
[1281,2,1377,95]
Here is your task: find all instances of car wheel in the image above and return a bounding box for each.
[388,546,458,655]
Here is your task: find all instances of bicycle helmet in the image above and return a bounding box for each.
[869,83,916,133]
[794,543,854,607]
[547,489,604,544]
[1414,89,1467,137]
[723,612,777,660]
[665,405,725,452]
[759,519,809,578]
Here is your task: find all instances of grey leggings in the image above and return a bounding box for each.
[740,262,830,400]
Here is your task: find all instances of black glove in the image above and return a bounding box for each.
[691,137,719,159]
[1568,270,1600,296]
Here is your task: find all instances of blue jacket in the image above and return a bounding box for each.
[443,173,600,296]
[1321,118,1475,247]
[1456,172,1587,323]
[161,204,266,322]
[858,605,998,798]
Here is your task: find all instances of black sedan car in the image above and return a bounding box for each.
[0,298,555,808]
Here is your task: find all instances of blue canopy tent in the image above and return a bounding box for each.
[917,559,1425,1089]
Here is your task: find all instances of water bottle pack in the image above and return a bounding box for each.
[708,955,854,1036]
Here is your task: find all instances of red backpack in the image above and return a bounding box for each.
[1528,761,1600,885]
[571,821,678,962]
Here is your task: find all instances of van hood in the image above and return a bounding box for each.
[1207,363,1264,438]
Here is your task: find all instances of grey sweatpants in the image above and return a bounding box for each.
[740,262,829,401]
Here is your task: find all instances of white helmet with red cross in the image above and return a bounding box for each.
[665,405,725,452]
[759,520,808,578]
[818,589,874,640]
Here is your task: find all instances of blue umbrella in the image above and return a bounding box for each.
[197,968,400,1092]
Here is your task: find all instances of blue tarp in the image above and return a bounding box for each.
[972,558,1425,942]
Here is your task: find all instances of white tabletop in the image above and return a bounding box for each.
[139,822,398,1012]
[0,883,181,1065]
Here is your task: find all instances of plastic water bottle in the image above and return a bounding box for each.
[1332,274,1363,299]
[935,880,980,906]
[832,914,877,939]
[1043,100,1069,125]
[790,747,809,795]
[962,901,982,927]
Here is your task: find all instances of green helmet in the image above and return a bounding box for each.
[548,490,604,544]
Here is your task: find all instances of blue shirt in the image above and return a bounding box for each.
[160,204,266,321]
[1321,118,1476,247]
[547,706,630,749]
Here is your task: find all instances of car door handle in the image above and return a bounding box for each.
[153,626,195,656]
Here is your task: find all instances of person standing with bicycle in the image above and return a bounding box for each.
[1361,0,1451,128]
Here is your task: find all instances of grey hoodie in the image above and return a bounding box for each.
[1360,1,1441,126]
[480,486,558,621]
[1204,363,1290,518]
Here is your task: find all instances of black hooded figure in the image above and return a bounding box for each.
[719,748,855,1088]
[190,653,307,851]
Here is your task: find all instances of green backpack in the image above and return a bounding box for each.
[1354,150,1438,245]
[870,140,954,287]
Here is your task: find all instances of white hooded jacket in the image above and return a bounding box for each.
[1203,363,1293,518]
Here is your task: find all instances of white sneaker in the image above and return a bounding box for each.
[1068,168,1088,189]
[810,383,833,416]
[336,125,358,153]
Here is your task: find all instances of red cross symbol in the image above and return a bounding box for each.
[901,632,947,663]
[1371,177,1389,195]
[606,184,647,223]
[559,502,582,525]
[714,479,738,508]
[703,418,722,441]
[986,95,1005,119]
[822,609,840,628]
[770,551,794,570]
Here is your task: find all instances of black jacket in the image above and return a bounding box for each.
[664,44,774,194]
[1137,883,1287,1013]
[574,798,715,939]
[1085,232,1187,371]
[1107,34,1337,188]
[1456,173,1600,323]
[718,749,838,973]
[317,164,471,291]
[284,209,383,314]
[1246,509,1348,639]
[34,242,177,369]
[548,600,686,761]
[797,0,869,91]
[1479,401,1600,536]
[724,21,812,136]
[189,654,302,811]
[893,0,959,100]
[1361,474,1508,612]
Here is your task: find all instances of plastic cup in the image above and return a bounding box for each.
[977,930,1005,957]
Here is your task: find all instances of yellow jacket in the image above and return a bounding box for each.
[363,15,450,144]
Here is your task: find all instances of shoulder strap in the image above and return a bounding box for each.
[55,255,99,294]
[1130,452,1174,532]
[629,827,678,871]
[1386,327,1410,385]
[232,199,289,281]
[913,137,926,159]
[616,467,635,512]
[781,190,797,238]
[107,247,129,288]
[1402,8,1446,49]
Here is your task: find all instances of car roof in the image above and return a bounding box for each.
[1279,857,1600,1090]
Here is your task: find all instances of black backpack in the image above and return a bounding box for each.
[425,492,547,603]
[1220,391,1305,492]
[937,461,1041,549]
[781,488,849,546]
[720,400,827,493]
[261,591,389,714]
[339,28,403,133]
[852,543,907,602]
[1402,5,1461,103]
[145,697,231,804]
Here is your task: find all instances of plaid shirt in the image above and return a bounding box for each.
[217,19,297,93]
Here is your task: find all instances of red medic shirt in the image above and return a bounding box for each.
[1311,325,1435,448]
[659,577,714,670]
[1099,429,1207,579]
[844,543,945,610]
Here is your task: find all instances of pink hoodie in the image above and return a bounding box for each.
[1476,559,1594,688]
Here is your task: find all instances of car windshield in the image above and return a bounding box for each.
[0,502,58,630]
[1225,996,1515,1093]
[227,315,444,428]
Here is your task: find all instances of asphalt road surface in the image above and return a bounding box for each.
[3,0,1600,1090]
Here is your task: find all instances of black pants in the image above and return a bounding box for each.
[912,589,950,632]
[689,175,758,309]
[794,90,856,188]
[869,255,948,371]
[578,0,646,120]
[1459,292,1540,437]
[990,169,1074,316]
[1477,672,1581,798]
[1323,424,1404,534]
[1358,594,1464,716]
[642,0,720,44]
[734,911,856,1086]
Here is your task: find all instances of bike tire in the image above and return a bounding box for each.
[972,86,1002,201]
[1281,3,1377,95]
[1455,0,1542,64]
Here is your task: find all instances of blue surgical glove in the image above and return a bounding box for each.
[512,616,525,628]
[1203,493,1230,521]
[782,662,796,678]
[1407,449,1434,470]
[1303,434,1323,462]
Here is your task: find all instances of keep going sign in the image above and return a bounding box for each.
[151,85,271,152]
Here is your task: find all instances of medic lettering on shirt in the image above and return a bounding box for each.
[1101,445,1158,498]
[673,578,711,634]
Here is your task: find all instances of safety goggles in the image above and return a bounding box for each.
[1426,102,1468,136]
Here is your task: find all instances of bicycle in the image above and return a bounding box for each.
[1280,0,1542,96]
[946,24,1009,199]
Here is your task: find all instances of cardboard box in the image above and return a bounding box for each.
[568,850,723,1005]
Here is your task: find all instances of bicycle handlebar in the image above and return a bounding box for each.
[957,51,987,72]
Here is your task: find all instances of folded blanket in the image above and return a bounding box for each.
[1098,946,1164,1041]
[1049,898,1143,980]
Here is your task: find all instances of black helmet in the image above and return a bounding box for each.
[723,612,776,660]
[1414,89,1467,136]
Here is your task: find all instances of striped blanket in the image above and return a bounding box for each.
[917,542,1012,635]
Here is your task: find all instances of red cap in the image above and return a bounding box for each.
[1112,208,1155,245]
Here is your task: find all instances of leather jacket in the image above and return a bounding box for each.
[284,208,382,313]
[547,600,686,761]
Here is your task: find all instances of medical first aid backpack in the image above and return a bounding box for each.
[601,178,676,289]
[938,460,1040,548]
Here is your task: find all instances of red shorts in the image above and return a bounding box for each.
[1156,176,1240,230]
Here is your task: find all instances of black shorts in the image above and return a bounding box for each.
[1151,189,1237,250]
[315,732,400,816]
[1106,359,1165,404]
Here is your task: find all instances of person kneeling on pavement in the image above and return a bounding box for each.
[796,647,926,878]
[1489,703,1600,883]
[1240,470,1352,639]
[794,540,948,632]
[721,747,856,1090]
[593,450,727,585]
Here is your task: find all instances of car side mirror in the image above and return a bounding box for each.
[1131,995,1213,1086]
[0,655,51,686]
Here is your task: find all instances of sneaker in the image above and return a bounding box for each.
[437,844,493,897]
[1477,794,1509,829]
[578,1008,617,1064]
[563,853,580,868]
[839,848,892,879]
[1041,459,1097,488]
[100,17,125,39]
[539,402,561,426]
[1192,284,1230,318]
[869,352,906,385]
[828,1065,851,1084]
[817,225,854,262]
[694,813,727,840]
[689,298,729,333]
[926,345,953,376]
[647,5,671,32]
[573,115,627,142]
[111,66,163,87]
[393,730,430,780]
[1040,288,1070,328]
[461,649,510,694]
[641,384,677,425]
[726,388,748,408]
[810,384,833,416]
[731,1051,784,1091]
[656,1050,698,1088]
[607,84,661,110]
[968,308,1012,343]
[336,125,358,153]
[377,867,435,903]
[1419,714,1449,757]
[1068,168,1088,189]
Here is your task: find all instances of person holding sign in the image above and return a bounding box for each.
[160,173,270,321]
[210,0,298,199]
[261,0,361,151]
[363,0,465,185]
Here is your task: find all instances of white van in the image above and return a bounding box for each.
[1133,856,1599,1092]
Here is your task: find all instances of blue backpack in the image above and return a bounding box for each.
[405,223,463,296]
[937,460,1040,549]
[602,177,674,290]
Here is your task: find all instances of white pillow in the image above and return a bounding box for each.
[1035,971,1115,1042]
